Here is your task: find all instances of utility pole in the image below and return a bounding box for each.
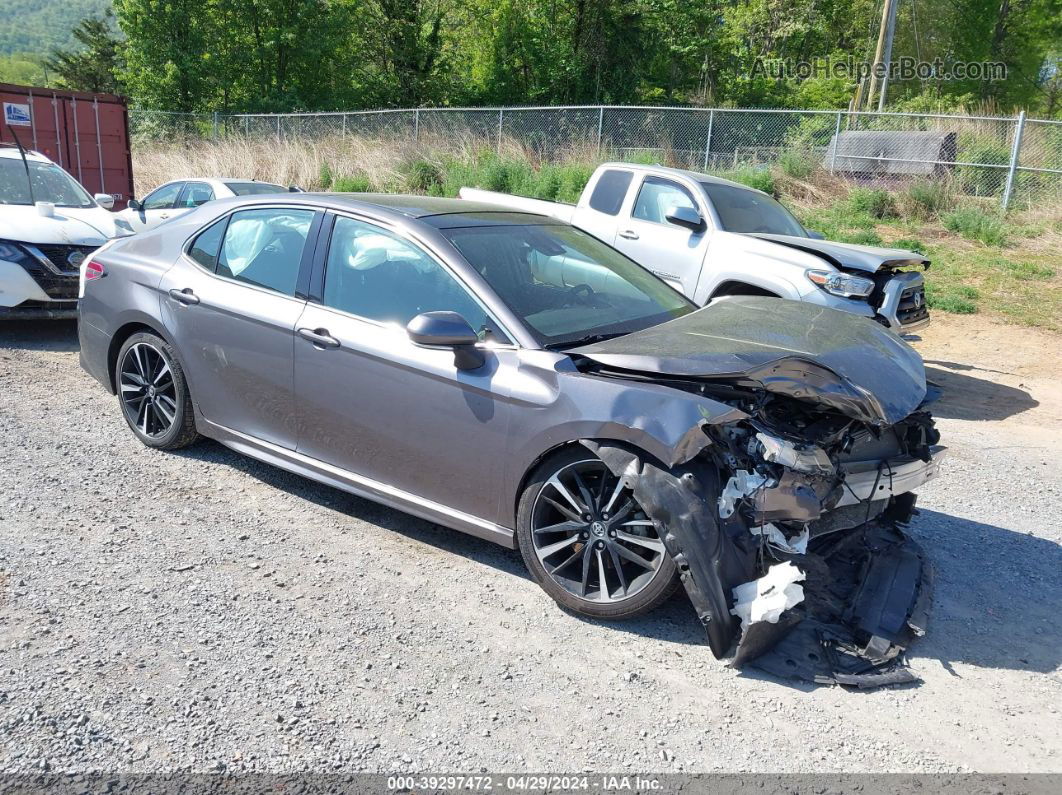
[877,0,900,111]
[866,0,899,111]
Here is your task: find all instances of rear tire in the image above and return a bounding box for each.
[516,447,680,620]
[115,332,200,450]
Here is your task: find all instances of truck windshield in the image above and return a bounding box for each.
[442,223,695,347]
[0,158,96,208]
[701,181,807,237]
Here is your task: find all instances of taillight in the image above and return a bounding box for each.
[85,260,105,280]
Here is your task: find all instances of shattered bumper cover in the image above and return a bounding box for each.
[583,436,942,689]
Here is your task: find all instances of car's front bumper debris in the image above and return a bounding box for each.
[583,428,941,689]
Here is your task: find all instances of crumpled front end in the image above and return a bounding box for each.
[582,391,943,688]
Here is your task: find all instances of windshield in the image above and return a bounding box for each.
[0,158,96,208]
[442,223,695,347]
[701,181,807,236]
[224,181,288,196]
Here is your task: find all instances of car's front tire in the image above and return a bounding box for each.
[115,332,199,450]
[516,448,680,620]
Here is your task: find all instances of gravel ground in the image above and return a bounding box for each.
[1,317,1059,774]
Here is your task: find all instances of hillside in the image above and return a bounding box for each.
[0,0,112,57]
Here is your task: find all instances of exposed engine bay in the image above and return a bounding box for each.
[572,335,943,687]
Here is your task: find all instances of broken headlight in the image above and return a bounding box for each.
[806,269,874,299]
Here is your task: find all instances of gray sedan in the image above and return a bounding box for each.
[78,194,944,686]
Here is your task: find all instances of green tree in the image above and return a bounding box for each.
[45,12,125,94]
[115,0,211,111]
[0,54,49,87]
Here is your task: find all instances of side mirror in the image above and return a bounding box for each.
[407,311,484,370]
[94,193,115,210]
[664,205,705,231]
[127,198,142,211]
[288,184,305,193]
[806,229,825,240]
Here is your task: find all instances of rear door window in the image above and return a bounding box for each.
[588,169,633,215]
[216,208,316,296]
[178,182,215,208]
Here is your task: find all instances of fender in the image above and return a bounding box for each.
[501,350,748,527]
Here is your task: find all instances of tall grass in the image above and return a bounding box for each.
[130,133,604,199]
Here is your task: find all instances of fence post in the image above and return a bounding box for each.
[497,108,504,154]
[414,108,420,142]
[243,116,249,137]
[276,115,282,142]
[212,111,218,140]
[597,106,604,153]
[1001,110,1026,211]
[703,109,714,171]
[829,111,842,173]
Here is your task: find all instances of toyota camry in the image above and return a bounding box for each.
[78,193,944,686]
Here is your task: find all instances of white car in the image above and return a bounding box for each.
[115,178,293,234]
[1,145,130,319]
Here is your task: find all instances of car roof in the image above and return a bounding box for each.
[596,161,758,192]
[207,192,561,228]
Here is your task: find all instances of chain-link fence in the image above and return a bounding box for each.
[129,106,1062,210]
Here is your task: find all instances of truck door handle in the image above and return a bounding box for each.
[168,288,199,305]
[297,327,340,349]
[160,213,169,219]
[618,229,639,240]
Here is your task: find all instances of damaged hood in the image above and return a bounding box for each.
[571,296,926,426]
[749,233,929,274]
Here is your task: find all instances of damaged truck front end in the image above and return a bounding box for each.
[571,297,943,686]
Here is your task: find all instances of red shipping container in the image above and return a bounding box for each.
[1,82,135,210]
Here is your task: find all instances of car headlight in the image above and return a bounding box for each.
[0,240,32,264]
[806,269,874,299]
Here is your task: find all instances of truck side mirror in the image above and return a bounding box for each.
[94,193,115,210]
[664,205,705,232]
[127,198,142,211]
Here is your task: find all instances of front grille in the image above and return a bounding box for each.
[32,244,98,275]
[897,284,929,326]
[18,256,80,299]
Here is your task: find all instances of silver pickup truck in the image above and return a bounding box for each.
[461,162,930,333]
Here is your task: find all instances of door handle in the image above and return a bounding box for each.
[297,327,340,349]
[618,229,639,240]
[168,288,199,305]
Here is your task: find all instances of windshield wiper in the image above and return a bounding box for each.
[545,331,629,350]
[7,127,35,205]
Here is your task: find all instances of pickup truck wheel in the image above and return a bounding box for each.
[115,332,200,450]
[517,448,680,619]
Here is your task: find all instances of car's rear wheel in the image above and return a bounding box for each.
[115,332,199,450]
[517,448,680,619]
